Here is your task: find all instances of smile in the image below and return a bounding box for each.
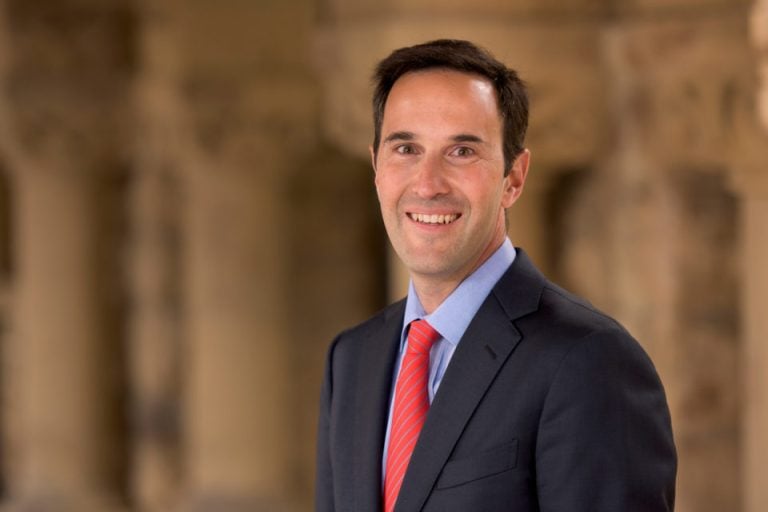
[407,212,461,225]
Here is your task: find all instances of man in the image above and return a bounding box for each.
[316,39,676,512]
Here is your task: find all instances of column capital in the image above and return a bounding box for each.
[752,0,768,51]
[175,75,317,176]
[0,0,135,176]
[0,75,133,176]
[753,0,768,133]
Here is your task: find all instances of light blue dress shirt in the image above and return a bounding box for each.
[382,238,517,478]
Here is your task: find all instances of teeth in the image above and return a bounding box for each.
[410,213,459,225]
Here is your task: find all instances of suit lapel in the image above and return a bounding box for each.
[393,250,544,511]
[353,301,405,511]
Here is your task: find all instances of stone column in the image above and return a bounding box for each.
[179,165,291,511]
[0,1,135,509]
[386,248,409,301]
[738,170,768,512]
[506,174,554,277]
[168,1,319,508]
[127,167,183,512]
[754,0,768,131]
[135,0,317,512]
[743,3,768,509]
[128,2,185,510]
[6,169,124,511]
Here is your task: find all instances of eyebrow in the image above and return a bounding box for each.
[382,132,485,144]
[382,131,415,144]
[452,133,484,144]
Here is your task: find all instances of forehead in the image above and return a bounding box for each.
[382,69,502,134]
[388,68,497,103]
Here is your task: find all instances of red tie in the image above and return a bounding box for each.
[383,319,441,512]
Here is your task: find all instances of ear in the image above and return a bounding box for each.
[501,149,530,208]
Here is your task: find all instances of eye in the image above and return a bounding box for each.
[451,146,475,157]
[395,144,416,155]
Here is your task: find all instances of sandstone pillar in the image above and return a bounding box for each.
[386,248,409,302]
[0,1,135,509]
[740,174,768,512]
[179,166,291,511]
[128,3,184,510]
[743,2,768,509]
[754,0,768,131]
[162,2,318,509]
[6,169,124,511]
[127,167,182,512]
[507,174,554,277]
[166,1,323,508]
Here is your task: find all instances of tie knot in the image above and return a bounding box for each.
[407,319,440,354]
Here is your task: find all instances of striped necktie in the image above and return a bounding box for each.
[383,319,441,512]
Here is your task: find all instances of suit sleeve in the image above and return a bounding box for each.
[315,338,338,512]
[535,328,677,512]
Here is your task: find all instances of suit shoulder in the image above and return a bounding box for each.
[506,278,642,367]
[494,250,626,338]
[524,285,669,399]
[493,251,632,344]
[538,283,627,335]
[515,283,664,402]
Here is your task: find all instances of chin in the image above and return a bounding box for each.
[402,258,455,277]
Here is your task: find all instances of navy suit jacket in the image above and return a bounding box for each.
[316,250,676,511]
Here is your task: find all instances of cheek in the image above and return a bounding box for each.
[463,179,497,205]
[375,186,398,216]
[375,173,400,201]
[374,173,388,200]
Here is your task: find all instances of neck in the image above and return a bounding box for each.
[411,277,460,315]
[412,235,507,314]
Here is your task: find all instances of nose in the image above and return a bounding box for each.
[411,154,449,198]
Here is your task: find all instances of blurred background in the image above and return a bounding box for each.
[0,0,766,511]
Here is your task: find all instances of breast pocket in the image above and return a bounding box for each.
[435,440,519,490]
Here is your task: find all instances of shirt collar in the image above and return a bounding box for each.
[401,238,516,348]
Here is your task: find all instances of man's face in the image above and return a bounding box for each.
[372,69,528,288]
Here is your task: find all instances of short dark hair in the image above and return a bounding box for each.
[372,39,528,176]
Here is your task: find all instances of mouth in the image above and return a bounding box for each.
[407,212,461,225]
